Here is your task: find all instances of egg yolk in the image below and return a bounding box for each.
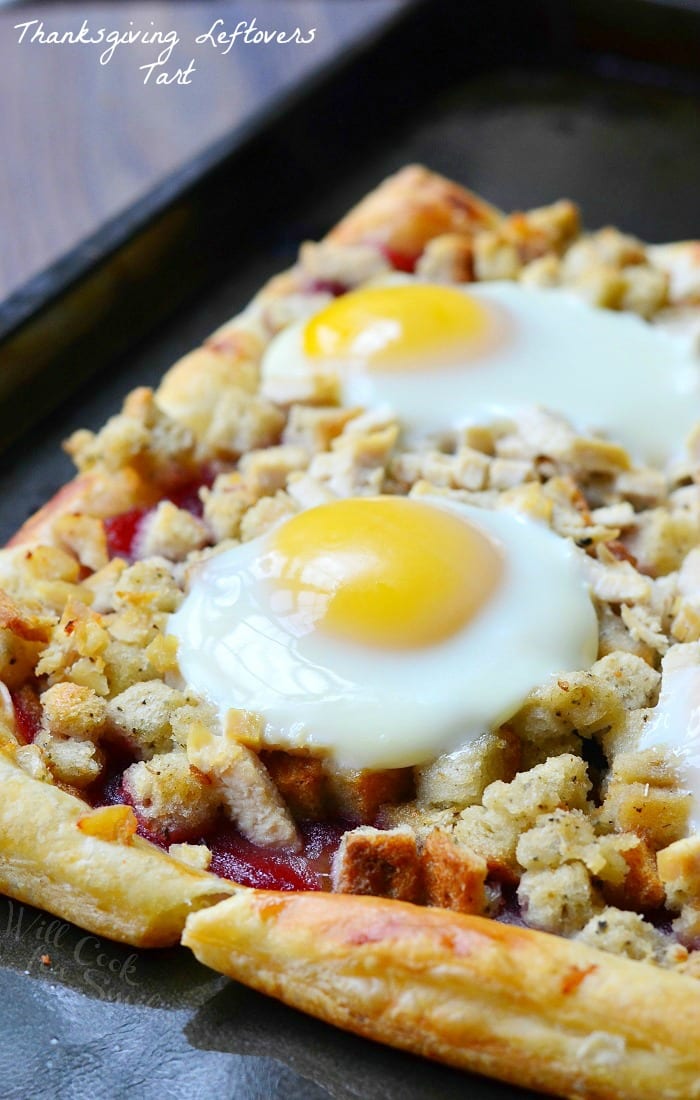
[264,497,503,649]
[303,285,491,369]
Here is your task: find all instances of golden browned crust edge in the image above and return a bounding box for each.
[8,468,158,549]
[325,163,502,254]
[0,744,234,947]
[183,891,700,1100]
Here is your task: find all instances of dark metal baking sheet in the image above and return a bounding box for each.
[2,1,700,1097]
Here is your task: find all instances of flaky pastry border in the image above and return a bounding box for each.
[3,166,700,1100]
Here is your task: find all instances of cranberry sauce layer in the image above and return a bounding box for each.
[104,472,213,561]
[208,820,347,891]
[9,686,42,744]
[68,757,691,939]
[380,244,418,273]
[91,764,347,892]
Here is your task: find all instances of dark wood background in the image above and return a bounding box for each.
[0,0,405,301]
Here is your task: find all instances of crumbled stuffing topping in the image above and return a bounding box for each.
[2,183,700,976]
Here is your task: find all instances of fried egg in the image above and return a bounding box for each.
[261,280,700,465]
[170,497,598,769]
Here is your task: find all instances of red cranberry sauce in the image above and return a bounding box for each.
[380,244,418,273]
[85,738,138,810]
[208,819,347,891]
[305,278,348,297]
[93,764,346,891]
[86,769,686,927]
[104,508,148,560]
[103,471,213,562]
[303,242,420,299]
[9,687,42,744]
[166,478,209,516]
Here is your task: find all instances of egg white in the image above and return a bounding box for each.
[261,280,700,466]
[637,656,700,833]
[169,500,598,770]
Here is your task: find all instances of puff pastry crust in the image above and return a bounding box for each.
[3,164,700,1100]
[0,727,233,947]
[183,891,700,1100]
[9,467,157,549]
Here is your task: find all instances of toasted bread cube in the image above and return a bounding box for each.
[106,680,184,759]
[14,744,51,783]
[421,830,487,914]
[510,673,622,741]
[40,682,107,742]
[187,723,298,850]
[591,652,661,711]
[483,753,591,823]
[137,501,208,562]
[238,445,309,495]
[298,239,390,286]
[325,765,414,823]
[518,861,600,935]
[123,749,220,839]
[607,748,681,789]
[282,405,358,452]
[516,809,598,871]
[415,729,520,810]
[239,491,297,542]
[35,730,104,788]
[225,708,265,750]
[260,751,328,820]
[415,232,474,283]
[657,835,700,910]
[331,826,422,902]
[672,903,700,948]
[453,805,521,882]
[53,513,109,573]
[599,781,691,851]
[575,907,668,963]
[379,802,456,842]
[600,838,665,912]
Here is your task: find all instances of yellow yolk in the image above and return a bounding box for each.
[303,284,491,369]
[265,497,503,649]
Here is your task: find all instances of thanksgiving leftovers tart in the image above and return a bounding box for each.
[3,167,700,1099]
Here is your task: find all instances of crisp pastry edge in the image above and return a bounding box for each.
[183,890,700,1100]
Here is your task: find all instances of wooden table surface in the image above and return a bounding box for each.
[0,0,406,301]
